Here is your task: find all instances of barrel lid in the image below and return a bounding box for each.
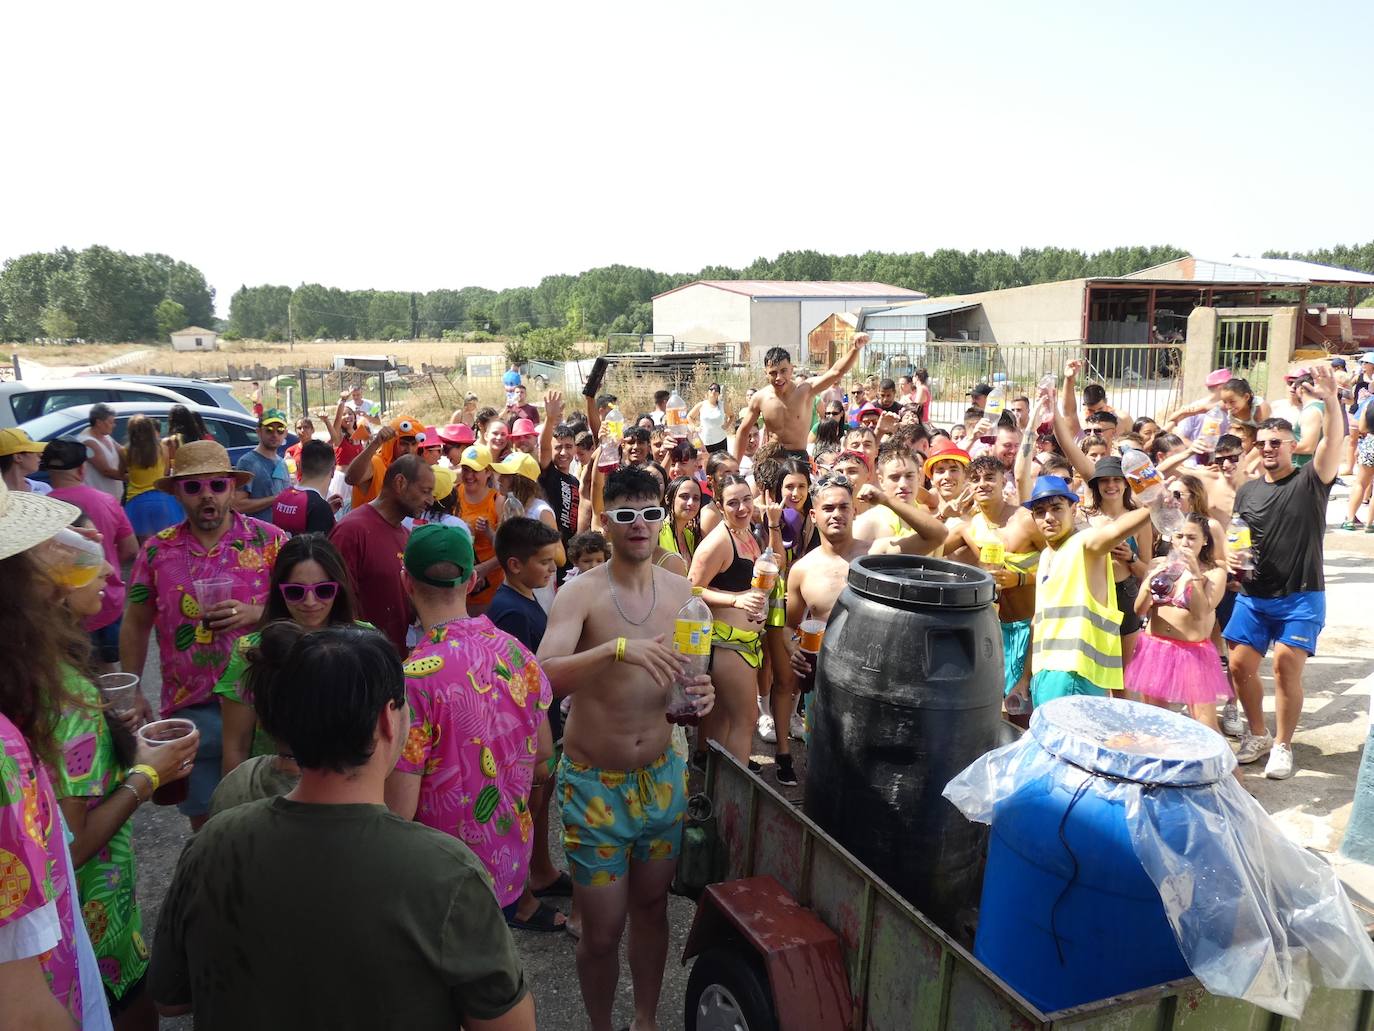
[1030,696,1234,786]
[846,554,995,609]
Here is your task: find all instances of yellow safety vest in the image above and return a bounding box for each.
[1031,533,1123,692]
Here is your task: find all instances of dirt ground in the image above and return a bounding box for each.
[125,487,1373,1031]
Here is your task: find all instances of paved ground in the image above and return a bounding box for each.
[128,484,1374,1030]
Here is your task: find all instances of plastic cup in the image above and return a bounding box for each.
[193,577,235,640]
[97,673,140,717]
[135,718,198,806]
[797,619,826,696]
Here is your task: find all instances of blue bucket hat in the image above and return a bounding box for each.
[1023,475,1080,510]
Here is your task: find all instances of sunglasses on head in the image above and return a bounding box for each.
[815,473,853,491]
[604,506,666,524]
[279,581,339,603]
[261,424,287,433]
[177,477,233,496]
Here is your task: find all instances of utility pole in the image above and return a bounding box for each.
[287,291,294,353]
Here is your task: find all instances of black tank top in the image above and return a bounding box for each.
[710,529,755,592]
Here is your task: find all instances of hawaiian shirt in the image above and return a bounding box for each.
[128,513,286,716]
[49,667,146,999]
[0,712,82,1019]
[395,617,551,907]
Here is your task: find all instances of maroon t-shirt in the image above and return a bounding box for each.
[328,503,411,654]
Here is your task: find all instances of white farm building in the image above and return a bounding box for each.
[651,280,923,366]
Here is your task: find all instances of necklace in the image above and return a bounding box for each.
[607,560,657,626]
[425,613,471,636]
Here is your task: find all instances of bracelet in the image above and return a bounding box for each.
[614,637,627,662]
[129,764,161,792]
[117,782,145,806]
[767,523,781,530]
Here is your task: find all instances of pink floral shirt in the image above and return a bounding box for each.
[0,714,81,1020]
[128,514,285,716]
[395,617,551,907]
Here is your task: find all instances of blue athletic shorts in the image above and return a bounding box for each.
[1030,669,1109,707]
[1224,591,1325,657]
[174,701,224,818]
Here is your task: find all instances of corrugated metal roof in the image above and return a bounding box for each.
[1120,257,1374,286]
[653,280,925,301]
[863,299,981,319]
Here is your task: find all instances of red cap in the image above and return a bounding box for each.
[511,418,538,438]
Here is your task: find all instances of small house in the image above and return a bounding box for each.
[170,326,219,351]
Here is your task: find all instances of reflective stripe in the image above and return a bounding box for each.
[1033,605,1121,637]
[1032,637,1124,670]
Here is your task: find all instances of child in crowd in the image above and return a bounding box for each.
[486,517,562,652]
[566,530,609,574]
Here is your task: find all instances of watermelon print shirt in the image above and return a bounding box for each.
[394,617,551,907]
[0,712,82,1020]
[128,513,286,716]
[49,667,147,1000]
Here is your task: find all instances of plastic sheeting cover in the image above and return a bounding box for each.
[944,696,1374,1018]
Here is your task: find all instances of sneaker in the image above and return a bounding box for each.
[775,756,798,787]
[1235,731,1274,765]
[1220,702,1245,738]
[1341,520,1363,531]
[747,759,763,774]
[757,714,777,743]
[1265,743,1295,780]
[789,714,807,741]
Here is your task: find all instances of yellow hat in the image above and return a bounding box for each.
[0,428,46,457]
[458,443,493,471]
[491,452,540,481]
[431,465,457,501]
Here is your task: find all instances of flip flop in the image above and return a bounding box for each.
[532,871,574,898]
[506,901,566,933]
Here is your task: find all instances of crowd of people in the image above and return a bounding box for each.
[0,342,1366,1029]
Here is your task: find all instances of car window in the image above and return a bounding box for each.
[9,393,43,424]
[169,386,214,406]
[206,419,257,448]
[112,388,180,405]
[42,390,117,416]
[111,416,169,446]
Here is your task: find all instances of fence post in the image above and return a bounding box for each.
[298,368,309,417]
[10,354,19,381]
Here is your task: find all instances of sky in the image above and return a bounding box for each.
[3,1,1372,314]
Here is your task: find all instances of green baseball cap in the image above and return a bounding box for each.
[403,524,474,587]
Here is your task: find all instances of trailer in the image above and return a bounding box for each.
[676,743,1374,1031]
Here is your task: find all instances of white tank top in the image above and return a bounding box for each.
[698,401,727,446]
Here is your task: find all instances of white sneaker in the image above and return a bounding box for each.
[1265,743,1296,780]
[1235,731,1274,765]
[789,714,806,741]
[1220,702,1244,738]
[757,714,777,743]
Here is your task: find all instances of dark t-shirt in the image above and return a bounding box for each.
[149,798,527,1030]
[486,583,548,651]
[538,462,579,584]
[329,504,412,653]
[1234,462,1333,598]
[274,487,336,535]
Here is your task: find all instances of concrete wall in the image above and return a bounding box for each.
[924,279,1088,344]
[1182,305,1300,405]
[750,301,802,361]
[652,284,751,345]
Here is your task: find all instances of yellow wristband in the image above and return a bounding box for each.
[614,637,627,662]
[129,764,161,792]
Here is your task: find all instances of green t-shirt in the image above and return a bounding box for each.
[207,754,300,819]
[51,666,148,999]
[149,797,527,1029]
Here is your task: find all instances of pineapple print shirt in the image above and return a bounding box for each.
[128,513,285,716]
[395,617,552,907]
[0,712,82,1020]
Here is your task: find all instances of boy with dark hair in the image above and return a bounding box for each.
[488,517,562,651]
[738,336,870,461]
[274,438,337,534]
[566,531,609,573]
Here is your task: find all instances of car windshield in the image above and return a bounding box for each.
[17,409,85,439]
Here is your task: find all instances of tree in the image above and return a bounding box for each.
[154,298,188,337]
[39,304,77,340]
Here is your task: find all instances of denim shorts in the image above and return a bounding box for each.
[1224,591,1326,657]
[173,701,224,818]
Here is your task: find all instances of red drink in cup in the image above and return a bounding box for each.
[796,618,825,696]
[136,718,198,805]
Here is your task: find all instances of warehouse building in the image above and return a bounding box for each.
[652,280,922,365]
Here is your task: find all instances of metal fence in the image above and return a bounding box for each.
[1214,317,1270,394]
[862,340,1186,427]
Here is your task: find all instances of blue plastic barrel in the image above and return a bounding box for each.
[973,697,1230,1013]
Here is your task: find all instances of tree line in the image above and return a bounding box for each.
[0,246,215,343]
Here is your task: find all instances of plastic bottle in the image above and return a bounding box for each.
[1197,403,1226,454]
[1121,449,1163,504]
[749,546,780,624]
[666,390,688,431]
[984,384,1006,419]
[668,588,712,724]
[596,437,620,474]
[501,492,525,523]
[1038,373,1057,391]
[1226,513,1255,583]
[1148,492,1184,539]
[603,405,624,441]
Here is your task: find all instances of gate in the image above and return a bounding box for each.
[1214,316,1270,389]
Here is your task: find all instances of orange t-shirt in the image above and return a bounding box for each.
[458,488,503,609]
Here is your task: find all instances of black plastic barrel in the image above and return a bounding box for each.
[803,554,1004,943]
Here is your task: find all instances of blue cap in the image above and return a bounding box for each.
[1023,475,1080,510]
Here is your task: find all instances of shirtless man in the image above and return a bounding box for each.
[854,445,947,548]
[735,335,869,460]
[537,466,715,1031]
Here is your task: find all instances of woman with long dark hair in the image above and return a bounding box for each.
[164,404,209,464]
[659,475,703,567]
[215,533,364,776]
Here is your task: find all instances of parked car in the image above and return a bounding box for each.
[80,374,248,414]
[19,401,296,482]
[0,379,196,428]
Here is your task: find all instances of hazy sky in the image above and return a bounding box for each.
[4,1,1371,313]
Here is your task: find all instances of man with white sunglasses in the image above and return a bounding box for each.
[538,466,714,1031]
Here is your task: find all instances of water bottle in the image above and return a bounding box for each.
[1149,492,1184,539]
[666,390,688,433]
[596,437,621,474]
[603,405,624,441]
[1121,449,1163,504]
[501,492,525,523]
[1197,403,1226,454]
[1038,373,1057,391]
[668,588,712,725]
[1004,690,1032,716]
[985,384,1006,419]
[1226,513,1255,583]
[748,546,780,625]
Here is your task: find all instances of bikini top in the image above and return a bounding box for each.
[710,529,756,593]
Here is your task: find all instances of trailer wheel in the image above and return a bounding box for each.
[685,944,778,1031]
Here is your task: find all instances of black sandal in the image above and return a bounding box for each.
[506,901,566,933]
[532,871,574,898]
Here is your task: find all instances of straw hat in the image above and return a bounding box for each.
[155,440,253,494]
[0,479,79,562]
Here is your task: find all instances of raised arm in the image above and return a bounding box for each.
[856,483,944,553]
[345,425,391,486]
[732,394,762,462]
[810,333,869,393]
[539,390,563,470]
[1310,366,1346,485]
[1060,359,1083,439]
[1052,397,1096,482]
[1080,505,1152,557]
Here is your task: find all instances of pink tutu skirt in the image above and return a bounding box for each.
[1126,632,1232,705]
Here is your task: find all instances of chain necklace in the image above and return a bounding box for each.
[607,560,658,626]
